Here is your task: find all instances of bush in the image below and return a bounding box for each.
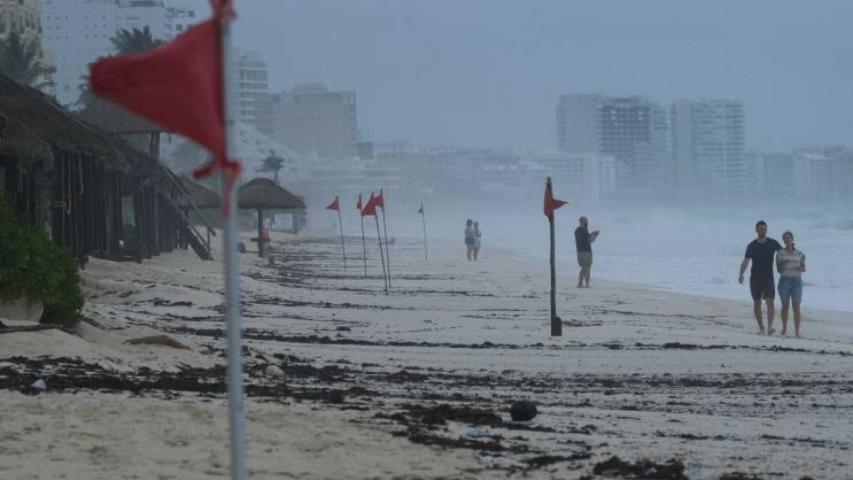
[0,195,83,328]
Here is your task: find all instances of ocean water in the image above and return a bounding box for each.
[414,203,853,313]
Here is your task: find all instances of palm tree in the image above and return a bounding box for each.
[109,26,164,55]
[77,27,163,109]
[0,32,55,90]
[258,153,286,184]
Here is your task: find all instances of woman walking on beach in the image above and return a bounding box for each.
[777,230,806,337]
[465,219,475,261]
[473,221,482,261]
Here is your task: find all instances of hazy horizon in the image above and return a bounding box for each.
[174,0,853,152]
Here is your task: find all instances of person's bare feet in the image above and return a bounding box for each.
[758,328,766,335]
[767,328,775,335]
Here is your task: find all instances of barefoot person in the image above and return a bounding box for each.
[464,219,475,261]
[574,216,599,288]
[777,231,806,337]
[739,220,782,335]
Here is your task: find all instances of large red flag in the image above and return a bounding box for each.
[326,196,340,211]
[89,0,239,205]
[375,189,385,209]
[544,181,568,217]
[361,193,377,217]
[356,193,363,211]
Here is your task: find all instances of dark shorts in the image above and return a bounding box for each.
[750,276,775,301]
[577,251,592,268]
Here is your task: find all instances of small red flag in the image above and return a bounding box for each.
[356,193,363,211]
[544,181,568,217]
[361,193,377,217]
[89,1,239,213]
[418,203,424,214]
[375,189,385,209]
[326,196,340,211]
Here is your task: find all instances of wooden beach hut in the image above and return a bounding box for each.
[238,177,306,257]
[0,73,211,263]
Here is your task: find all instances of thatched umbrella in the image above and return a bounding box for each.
[238,178,306,257]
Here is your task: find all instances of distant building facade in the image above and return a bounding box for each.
[556,94,670,192]
[671,99,747,197]
[41,0,198,106]
[270,82,358,158]
[0,0,53,91]
[235,48,272,136]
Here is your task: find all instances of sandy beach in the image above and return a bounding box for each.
[1,231,851,479]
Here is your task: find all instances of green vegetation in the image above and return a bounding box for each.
[0,31,55,90]
[0,195,83,328]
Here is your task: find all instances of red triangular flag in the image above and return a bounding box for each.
[418,203,424,214]
[361,193,377,217]
[544,181,568,217]
[356,193,363,211]
[326,196,340,211]
[375,189,385,209]
[89,1,240,202]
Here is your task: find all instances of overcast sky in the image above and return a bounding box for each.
[182,1,853,151]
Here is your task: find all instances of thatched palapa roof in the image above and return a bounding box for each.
[238,178,305,210]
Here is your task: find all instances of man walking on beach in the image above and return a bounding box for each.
[739,220,782,335]
[575,216,599,288]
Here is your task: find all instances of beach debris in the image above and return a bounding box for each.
[123,335,191,350]
[31,379,47,391]
[265,365,285,378]
[592,456,687,479]
[510,401,538,422]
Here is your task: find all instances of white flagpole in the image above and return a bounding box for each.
[221,15,248,480]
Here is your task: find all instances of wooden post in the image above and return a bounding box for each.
[548,177,562,337]
[421,207,428,262]
[337,208,346,268]
[257,208,264,257]
[380,205,391,288]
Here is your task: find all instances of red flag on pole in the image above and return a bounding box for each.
[418,203,424,214]
[375,189,385,208]
[326,196,340,211]
[361,193,377,217]
[543,181,568,217]
[89,0,240,212]
[356,193,363,211]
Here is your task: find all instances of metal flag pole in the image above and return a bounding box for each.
[375,215,389,295]
[221,15,247,480]
[337,206,346,268]
[360,214,367,278]
[421,205,428,262]
[380,203,391,288]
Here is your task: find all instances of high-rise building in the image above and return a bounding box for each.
[556,94,670,191]
[41,0,197,106]
[671,99,746,196]
[235,48,272,136]
[0,0,54,91]
[270,83,359,158]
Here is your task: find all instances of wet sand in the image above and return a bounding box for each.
[1,232,851,479]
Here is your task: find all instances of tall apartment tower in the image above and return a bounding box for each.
[41,0,197,106]
[235,48,272,136]
[557,94,670,190]
[671,99,746,196]
[271,83,358,158]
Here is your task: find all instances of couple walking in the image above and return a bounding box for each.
[739,220,807,337]
[464,219,482,261]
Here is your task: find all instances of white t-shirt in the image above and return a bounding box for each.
[776,248,805,278]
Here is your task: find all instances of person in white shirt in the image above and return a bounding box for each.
[776,231,806,337]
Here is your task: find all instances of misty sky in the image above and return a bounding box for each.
[181,1,853,151]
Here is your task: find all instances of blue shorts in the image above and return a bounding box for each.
[778,276,803,304]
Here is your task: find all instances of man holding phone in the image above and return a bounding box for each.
[575,216,600,288]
